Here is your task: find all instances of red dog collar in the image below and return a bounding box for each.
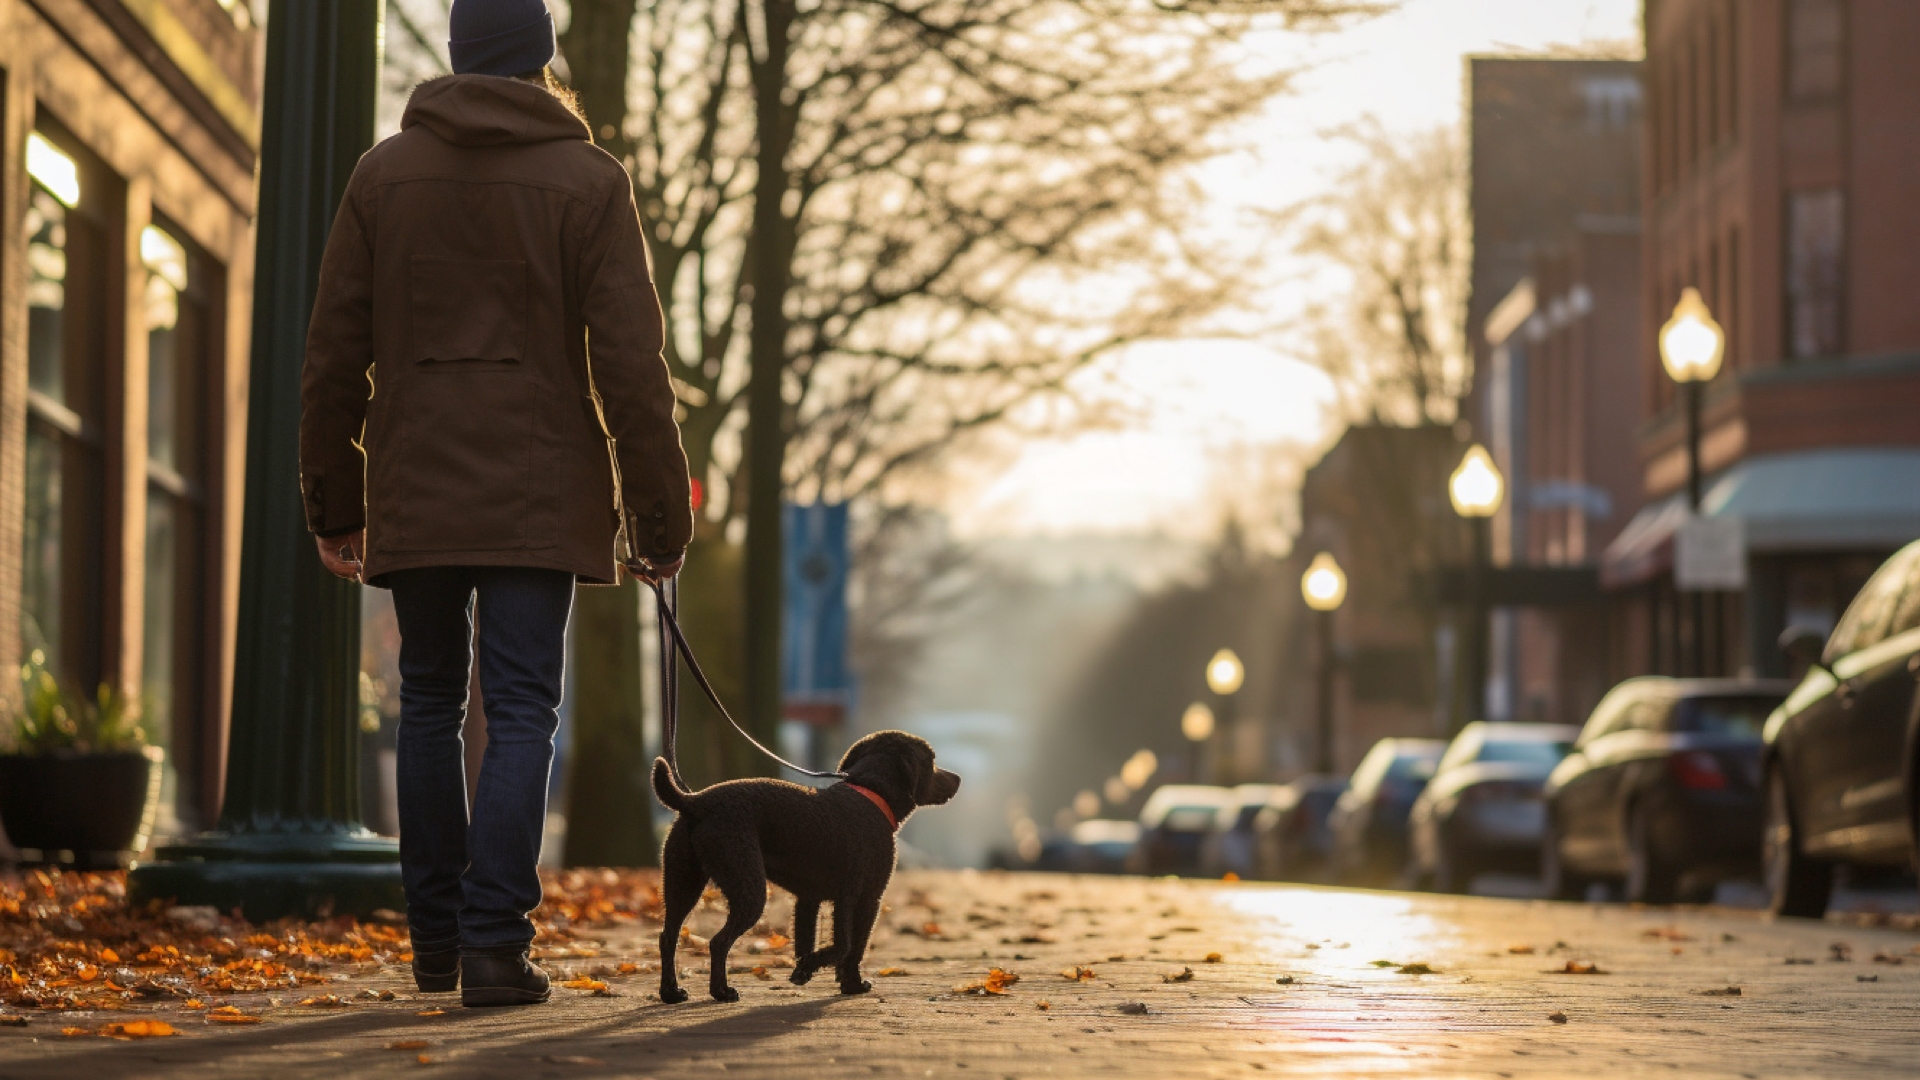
[846,783,899,831]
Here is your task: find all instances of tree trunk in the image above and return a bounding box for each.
[555,0,653,866]
[743,0,797,763]
[561,581,656,867]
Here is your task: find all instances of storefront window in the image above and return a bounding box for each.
[141,222,209,828]
[22,129,105,691]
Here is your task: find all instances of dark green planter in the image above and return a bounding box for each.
[0,747,164,869]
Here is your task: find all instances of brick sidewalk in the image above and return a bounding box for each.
[3,870,1918,1078]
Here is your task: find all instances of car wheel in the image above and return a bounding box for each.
[1764,766,1833,919]
[1625,806,1679,905]
[1540,822,1589,901]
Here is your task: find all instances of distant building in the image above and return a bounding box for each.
[1604,0,1920,676]
[1288,424,1467,772]
[1467,56,1645,726]
[2,1,260,833]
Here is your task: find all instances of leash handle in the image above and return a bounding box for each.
[647,576,845,784]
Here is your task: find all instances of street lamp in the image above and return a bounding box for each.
[1660,287,1726,676]
[1450,445,1504,728]
[1301,552,1346,774]
[1181,701,1216,784]
[1201,648,1243,784]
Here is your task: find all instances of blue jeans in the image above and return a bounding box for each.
[388,566,575,951]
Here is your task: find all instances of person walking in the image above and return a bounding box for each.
[299,0,691,1009]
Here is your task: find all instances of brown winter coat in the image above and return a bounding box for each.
[299,75,691,585]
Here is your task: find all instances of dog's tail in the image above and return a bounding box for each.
[651,757,691,813]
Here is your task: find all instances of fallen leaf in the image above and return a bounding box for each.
[0,1014,27,1027]
[297,994,350,1007]
[1274,975,1294,985]
[388,1040,432,1050]
[101,1020,177,1038]
[1203,953,1223,964]
[416,1009,447,1017]
[182,999,207,1010]
[61,1026,87,1037]
[207,1012,264,1025]
[953,968,1020,995]
[1036,1000,1050,1011]
[1548,1011,1568,1024]
[1369,959,1397,968]
[1060,966,1097,981]
[1507,944,1535,955]
[1696,986,1741,996]
[1395,963,1439,975]
[1548,960,1606,975]
[417,1054,433,1066]
[1117,1001,1150,1015]
[1221,872,1240,882]
[1162,967,1195,983]
[751,967,772,981]
[559,978,609,992]
[877,967,908,977]
[765,934,790,949]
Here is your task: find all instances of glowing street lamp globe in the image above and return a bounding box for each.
[1180,702,1216,742]
[1301,551,1347,612]
[1659,287,1725,384]
[1206,648,1245,696]
[1449,444,1505,519]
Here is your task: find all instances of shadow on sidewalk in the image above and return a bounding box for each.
[0,991,852,1078]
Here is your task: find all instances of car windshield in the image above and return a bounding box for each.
[1161,807,1218,832]
[1672,695,1780,739]
[1478,740,1572,766]
[1386,754,1439,781]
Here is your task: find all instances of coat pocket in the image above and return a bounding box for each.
[409,255,527,367]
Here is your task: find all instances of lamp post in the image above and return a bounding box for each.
[1180,702,1216,784]
[1301,552,1346,774]
[1204,649,1243,784]
[1659,287,1726,676]
[1449,445,1505,728]
[128,1,401,918]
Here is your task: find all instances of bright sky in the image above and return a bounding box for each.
[948,0,1641,543]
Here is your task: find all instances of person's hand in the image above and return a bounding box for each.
[628,552,685,585]
[316,530,365,583]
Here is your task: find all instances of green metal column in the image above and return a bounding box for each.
[129,0,401,920]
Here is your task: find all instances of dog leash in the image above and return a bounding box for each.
[643,574,846,788]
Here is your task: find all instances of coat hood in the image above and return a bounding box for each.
[402,75,589,148]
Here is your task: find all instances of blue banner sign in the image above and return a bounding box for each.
[782,502,851,725]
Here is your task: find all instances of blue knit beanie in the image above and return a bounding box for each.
[448,0,556,78]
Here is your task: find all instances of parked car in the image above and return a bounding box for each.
[1329,739,1445,886]
[1542,677,1789,903]
[1199,784,1286,878]
[1032,819,1141,874]
[1127,784,1235,876]
[1251,775,1348,882]
[1763,538,1920,918]
[1407,722,1577,893]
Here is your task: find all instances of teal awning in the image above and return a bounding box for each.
[1601,448,1920,587]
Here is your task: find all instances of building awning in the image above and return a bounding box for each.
[1601,448,1920,588]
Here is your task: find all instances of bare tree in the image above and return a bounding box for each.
[1283,121,1471,427]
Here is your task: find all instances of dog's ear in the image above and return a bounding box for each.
[914,752,962,806]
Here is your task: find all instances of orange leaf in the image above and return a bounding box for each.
[1060,966,1097,981]
[877,967,908,977]
[1203,953,1224,963]
[765,934,790,949]
[182,999,207,1010]
[102,1020,178,1038]
[559,977,608,992]
[417,1054,433,1066]
[98,949,120,964]
[416,1009,447,1017]
[61,1026,88,1037]
[208,1013,264,1025]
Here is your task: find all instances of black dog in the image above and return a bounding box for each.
[650,730,960,1003]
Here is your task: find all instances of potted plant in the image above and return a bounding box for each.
[0,655,162,869]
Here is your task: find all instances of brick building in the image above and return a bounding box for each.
[1602,0,1920,676]
[1,0,259,832]
[1287,424,1469,772]
[1467,57,1646,727]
